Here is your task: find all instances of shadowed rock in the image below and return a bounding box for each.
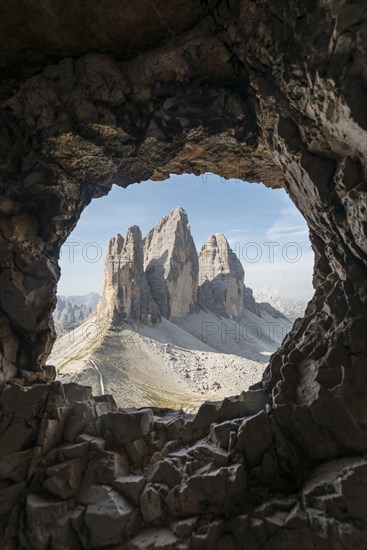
[97,227,160,324]
[198,233,244,318]
[0,0,366,547]
[144,207,199,320]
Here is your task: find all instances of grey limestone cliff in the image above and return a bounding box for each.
[143,207,199,320]
[198,233,244,318]
[97,226,160,324]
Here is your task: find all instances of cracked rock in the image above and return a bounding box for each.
[85,484,137,547]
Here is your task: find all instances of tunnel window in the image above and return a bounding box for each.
[50,173,314,410]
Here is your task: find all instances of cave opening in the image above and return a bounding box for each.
[51,173,314,410]
[1,1,366,545]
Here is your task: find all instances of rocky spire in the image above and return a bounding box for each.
[198,233,244,318]
[97,211,246,324]
[97,226,160,324]
[143,207,199,320]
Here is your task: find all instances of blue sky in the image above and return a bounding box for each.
[58,174,315,300]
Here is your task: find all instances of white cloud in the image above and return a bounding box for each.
[266,206,309,240]
[244,251,315,300]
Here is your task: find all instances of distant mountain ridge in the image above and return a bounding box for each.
[54,292,100,333]
[252,290,307,320]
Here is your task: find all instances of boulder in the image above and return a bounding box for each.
[85,485,137,547]
[128,528,178,550]
[75,433,106,451]
[0,448,37,482]
[114,475,146,505]
[140,484,163,522]
[98,409,154,445]
[43,456,85,499]
[0,384,50,418]
[0,420,36,459]
[63,383,93,403]
[236,411,273,467]
[154,410,185,440]
[126,438,149,467]
[25,494,77,550]
[56,441,89,460]
[182,393,267,443]
[147,459,182,487]
[0,481,27,516]
[64,415,87,443]
[37,415,67,452]
[210,420,240,449]
[167,464,246,517]
[84,450,130,485]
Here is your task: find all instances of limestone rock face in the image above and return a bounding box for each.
[243,287,259,316]
[97,227,160,324]
[198,233,244,318]
[143,207,198,320]
[0,0,366,546]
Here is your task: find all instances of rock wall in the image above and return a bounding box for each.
[198,233,245,318]
[97,228,160,324]
[243,287,259,316]
[144,207,199,320]
[0,0,366,546]
[1,381,366,549]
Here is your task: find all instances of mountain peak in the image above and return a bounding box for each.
[143,206,198,319]
[172,205,186,215]
[108,233,124,255]
[154,206,188,230]
[97,226,160,324]
[206,233,230,248]
[198,232,244,318]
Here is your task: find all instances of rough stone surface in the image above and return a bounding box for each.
[114,475,147,506]
[0,382,365,547]
[0,1,366,547]
[143,207,199,320]
[243,287,260,316]
[84,485,137,547]
[198,233,245,318]
[97,227,161,324]
[98,409,154,445]
[128,528,178,550]
[236,411,274,467]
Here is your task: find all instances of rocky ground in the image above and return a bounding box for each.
[50,309,291,411]
[1,380,365,549]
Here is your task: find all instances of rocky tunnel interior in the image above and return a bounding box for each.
[0,1,366,547]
